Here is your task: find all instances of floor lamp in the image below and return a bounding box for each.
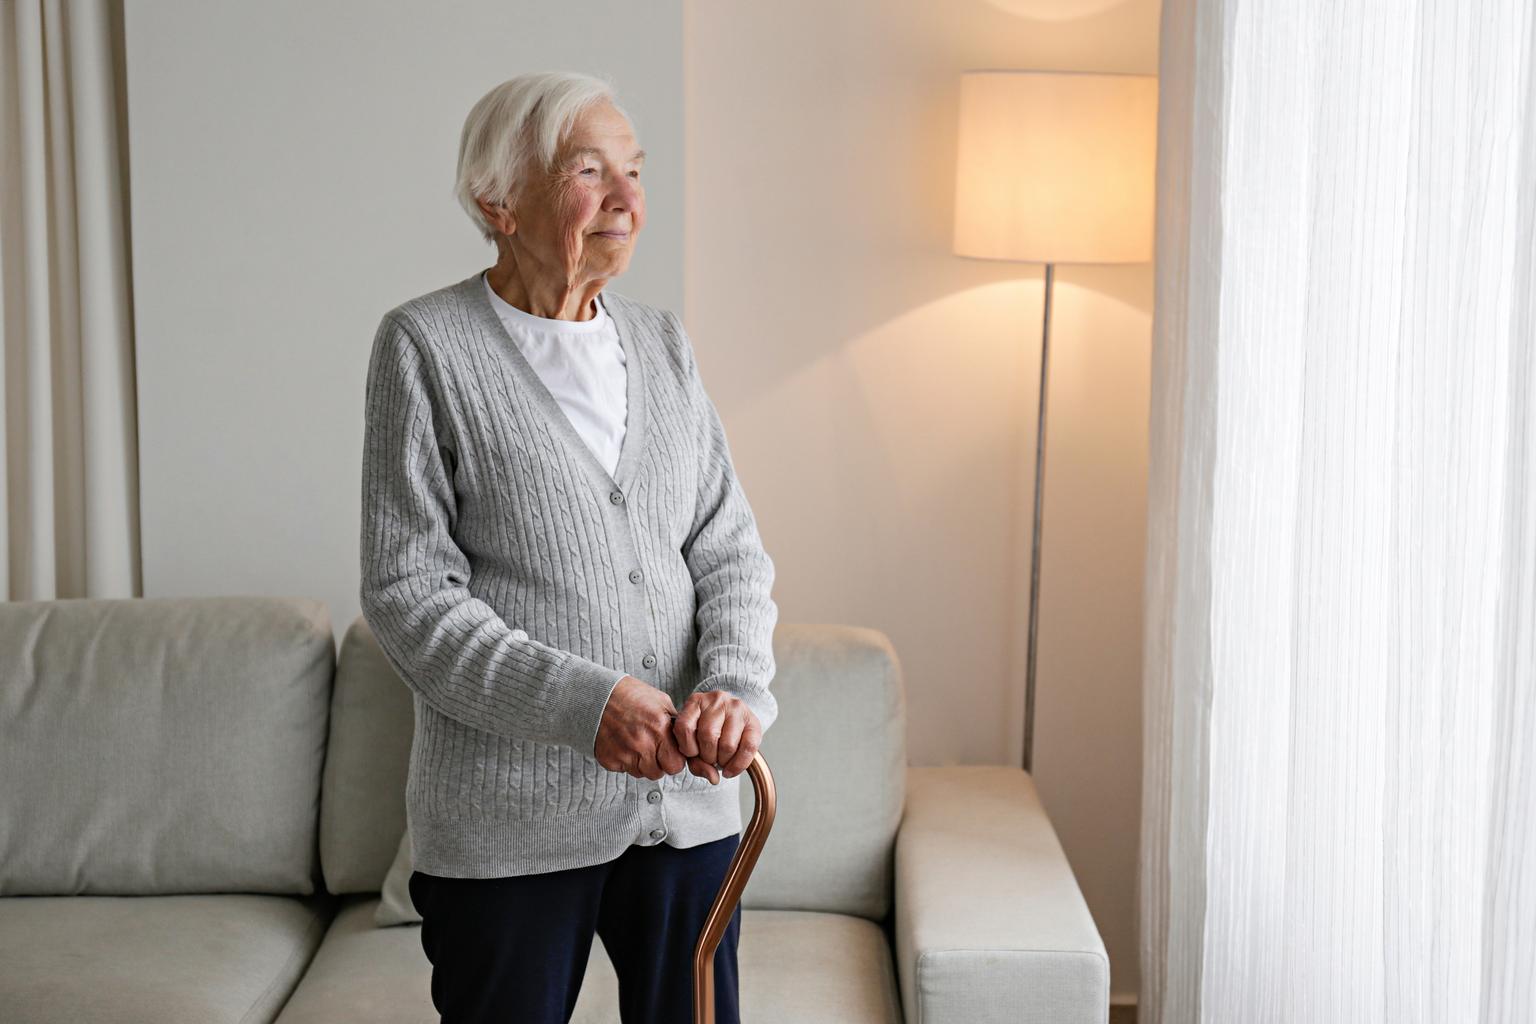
[952,70,1158,773]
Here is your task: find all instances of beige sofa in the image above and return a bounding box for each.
[0,596,1109,1023]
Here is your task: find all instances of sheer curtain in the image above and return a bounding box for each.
[1141,0,1535,1020]
[0,0,139,600]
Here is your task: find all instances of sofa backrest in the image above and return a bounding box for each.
[320,619,908,921]
[0,596,334,896]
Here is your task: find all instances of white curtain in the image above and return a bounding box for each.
[0,0,139,600]
[1142,0,1536,1020]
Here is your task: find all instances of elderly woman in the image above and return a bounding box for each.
[358,71,778,1024]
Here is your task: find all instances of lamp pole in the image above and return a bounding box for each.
[1022,262,1054,775]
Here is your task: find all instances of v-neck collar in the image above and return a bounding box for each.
[459,271,649,494]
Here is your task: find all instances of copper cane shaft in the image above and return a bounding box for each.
[692,751,776,1024]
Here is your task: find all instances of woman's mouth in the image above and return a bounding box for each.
[593,231,629,241]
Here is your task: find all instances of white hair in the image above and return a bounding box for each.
[454,71,636,245]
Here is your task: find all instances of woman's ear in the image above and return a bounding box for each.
[476,196,516,237]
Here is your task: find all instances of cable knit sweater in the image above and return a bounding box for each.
[358,270,779,878]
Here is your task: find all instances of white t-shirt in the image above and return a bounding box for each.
[482,271,628,478]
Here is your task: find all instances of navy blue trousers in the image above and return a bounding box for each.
[408,833,742,1024]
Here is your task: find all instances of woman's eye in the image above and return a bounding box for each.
[580,167,599,176]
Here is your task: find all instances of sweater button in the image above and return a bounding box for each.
[650,828,666,839]
[629,568,643,584]
[642,653,657,669]
[647,790,661,803]
[609,490,624,504]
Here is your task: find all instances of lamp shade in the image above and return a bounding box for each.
[953,71,1158,264]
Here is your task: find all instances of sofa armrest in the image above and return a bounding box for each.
[894,765,1109,1024]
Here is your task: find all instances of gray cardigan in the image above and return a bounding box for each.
[359,271,778,878]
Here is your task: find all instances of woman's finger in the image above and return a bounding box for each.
[693,704,725,766]
[688,754,720,785]
[656,730,687,775]
[672,705,700,757]
[721,714,760,778]
[636,738,664,780]
[715,709,746,776]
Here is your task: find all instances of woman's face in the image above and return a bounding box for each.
[507,99,646,285]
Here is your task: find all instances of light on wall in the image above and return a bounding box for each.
[952,70,1157,773]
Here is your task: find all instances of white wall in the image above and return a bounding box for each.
[126,0,1152,1006]
[124,0,683,612]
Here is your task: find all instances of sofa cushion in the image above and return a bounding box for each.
[374,830,417,926]
[318,617,416,894]
[272,898,901,1024]
[0,893,334,1024]
[0,596,334,896]
[740,624,907,921]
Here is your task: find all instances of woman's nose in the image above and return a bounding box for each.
[606,174,641,210]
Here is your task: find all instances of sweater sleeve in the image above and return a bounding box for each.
[358,312,627,754]
[670,311,781,734]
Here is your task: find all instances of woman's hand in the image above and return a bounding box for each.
[594,676,688,780]
[672,691,762,785]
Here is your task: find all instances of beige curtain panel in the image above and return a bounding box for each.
[0,0,139,601]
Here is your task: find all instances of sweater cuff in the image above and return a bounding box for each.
[554,657,630,757]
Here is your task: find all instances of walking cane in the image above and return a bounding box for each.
[693,751,776,1024]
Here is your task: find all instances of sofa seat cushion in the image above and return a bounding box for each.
[0,893,333,1024]
[274,898,902,1024]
